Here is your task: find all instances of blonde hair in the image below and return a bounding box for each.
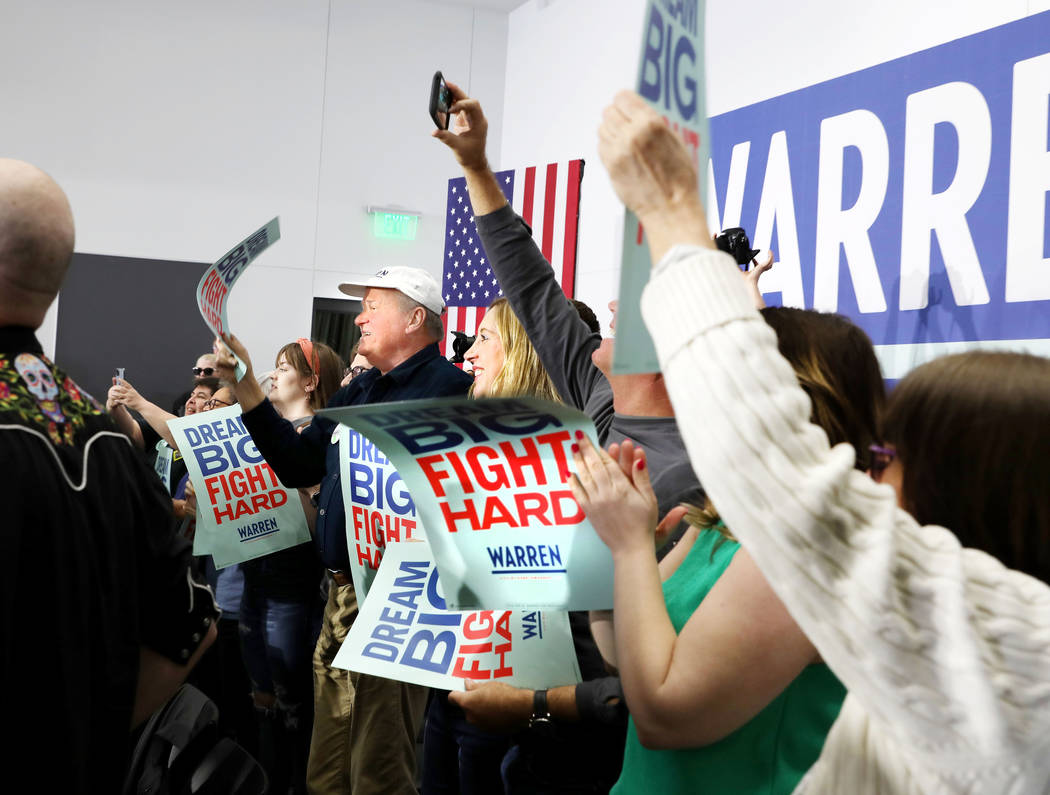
[470,298,561,402]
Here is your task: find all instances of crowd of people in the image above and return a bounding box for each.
[3,76,1049,795]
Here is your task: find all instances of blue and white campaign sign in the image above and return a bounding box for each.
[196,217,281,381]
[338,426,425,603]
[319,397,615,611]
[168,404,311,568]
[154,439,174,492]
[332,542,581,691]
[613,0,709,374]
[706,11,1050,377]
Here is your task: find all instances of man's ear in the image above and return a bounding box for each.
[405,305,426,334]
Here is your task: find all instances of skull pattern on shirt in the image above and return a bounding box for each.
[1,352,102,444]
[15,353,65,422]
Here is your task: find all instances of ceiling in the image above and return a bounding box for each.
[420,0,533,11]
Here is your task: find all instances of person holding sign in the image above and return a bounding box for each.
[596,89,1050,795]
[432,83,704,526]
[433,82,699,794]
[239,338,341,795]
[214,267,472,795]
[420,296,568,794]
[107,375,220,496]
[571,304,887,793]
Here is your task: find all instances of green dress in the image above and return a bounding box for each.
[611,529,846,794]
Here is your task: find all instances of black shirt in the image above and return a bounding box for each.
[242,342,474,571]
[0,326,218,792]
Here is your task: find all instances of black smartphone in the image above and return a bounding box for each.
[429,71,451,130]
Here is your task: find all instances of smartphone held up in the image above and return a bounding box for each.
[429,70,452,130]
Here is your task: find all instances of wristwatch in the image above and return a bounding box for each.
[528,689,554,735]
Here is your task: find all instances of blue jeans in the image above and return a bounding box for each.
[239,583,321,794]
[422,690,511,795]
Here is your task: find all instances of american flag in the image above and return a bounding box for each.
[440,160,585,364]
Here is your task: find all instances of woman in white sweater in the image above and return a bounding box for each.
[584,90,1050,792]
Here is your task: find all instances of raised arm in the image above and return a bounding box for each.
[572,436,818,748]
[600,90,1050,754]
[433,83,608,413]
[107,380,145,449]
[213,334,329,487]
[109,378,178,449]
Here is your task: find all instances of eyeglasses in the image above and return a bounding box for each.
[202,397,233,410]
[344,365,367,379]
[869,444,897,478]
[192,366,215,376]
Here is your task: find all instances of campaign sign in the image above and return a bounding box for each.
[196,217,281,381]
[613,0,709,375]
[154,439,173,492]
[319,397,614,611]
[706,12,1050,377]
[332,542,581,691]
[168,404,311,568]
[338,426,425,603]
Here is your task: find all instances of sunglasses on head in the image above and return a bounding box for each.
[192,366,215,376]
[868,444,897,477]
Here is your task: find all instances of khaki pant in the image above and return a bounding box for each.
[306,581,357,794]
[348,672,428,794]
[306,581,429,795]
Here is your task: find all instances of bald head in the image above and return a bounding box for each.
[0,159,75,329]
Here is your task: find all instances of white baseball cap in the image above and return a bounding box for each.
[338,266,445,315]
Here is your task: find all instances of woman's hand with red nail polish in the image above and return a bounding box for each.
[569,434,658,558]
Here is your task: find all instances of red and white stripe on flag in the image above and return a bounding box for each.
[439,158,584,367]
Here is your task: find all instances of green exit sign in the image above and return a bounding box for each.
[372,211,419,241]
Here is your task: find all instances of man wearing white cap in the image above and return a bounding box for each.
[340,266,448,373]
[222,265,473,794]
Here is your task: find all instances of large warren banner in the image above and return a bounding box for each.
[706,11,1050,377]
[320,397,614,611]
[332,542,580,691]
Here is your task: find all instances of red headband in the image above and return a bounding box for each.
[297,338,321,376]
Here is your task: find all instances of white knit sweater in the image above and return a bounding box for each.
[641,246,1050,794]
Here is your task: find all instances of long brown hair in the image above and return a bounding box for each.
[690,307,886,535]
[881,351,1050,583]
[276,339,343,410]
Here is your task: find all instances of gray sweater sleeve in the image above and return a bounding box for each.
[475,205,613,435]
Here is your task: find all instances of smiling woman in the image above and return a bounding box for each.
[465,297,560,401]
[424,295,564,795]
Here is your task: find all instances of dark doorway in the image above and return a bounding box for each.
[312,297,361,363]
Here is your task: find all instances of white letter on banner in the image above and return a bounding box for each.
[710,141,751,232]
[752,131,805,307]
[1006,52,1050,302]
[814,109,889,313]
[706,159,721,236]
[900,82,991,310]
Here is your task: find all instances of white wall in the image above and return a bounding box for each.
[500,0,1050,335]
[312,1,508,299]
[1,0,509,364]
[501,2,646,332]
[12,0,1050,363]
